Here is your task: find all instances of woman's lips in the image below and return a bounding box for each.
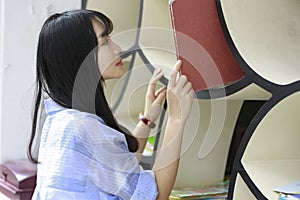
[116,60,123,66]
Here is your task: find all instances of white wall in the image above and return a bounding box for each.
[0,0,4,162]
[0,0,81,163]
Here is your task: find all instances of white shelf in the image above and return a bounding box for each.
[234,174,257,200]
[221,0,300,85]
[87,0,140,34]
[141,49,177,80]
[243,91,300,161]
[243,160,300,200]
[225,83,271,100]
[237,91,300,199]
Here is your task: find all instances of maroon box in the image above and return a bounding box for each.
[0,159,36,200]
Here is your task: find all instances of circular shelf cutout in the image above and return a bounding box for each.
[220,0,300,85]
[241,91,300,199]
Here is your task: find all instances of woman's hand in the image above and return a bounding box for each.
[144,69,167,122]
[134,70,166,156]
[153,61,194,200]
[167,60,194,122]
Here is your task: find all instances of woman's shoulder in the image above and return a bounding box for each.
[43,98,125,140]
[70,109,105,125]
[44,98,105,124]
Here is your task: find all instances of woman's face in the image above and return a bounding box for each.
[92,19,124,80]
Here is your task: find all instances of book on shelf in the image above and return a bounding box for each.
[278,194,300,200]
[273,180,300,200]
[169,180,229,200]
[169,0,244,91]
[287,194,300,200]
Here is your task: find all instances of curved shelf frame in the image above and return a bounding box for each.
[227,81,300,199]
[215,0,300,198]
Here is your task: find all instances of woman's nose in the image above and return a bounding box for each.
[112,41,121,55]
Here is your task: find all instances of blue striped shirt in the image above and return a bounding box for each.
[32,99,158,200]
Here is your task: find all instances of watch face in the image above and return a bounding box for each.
[148,122,156,129]
[138,113,156,129]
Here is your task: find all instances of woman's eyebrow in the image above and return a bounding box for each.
[97,33,103,38]
[98,31,107,38]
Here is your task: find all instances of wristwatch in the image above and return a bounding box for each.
[138,113,156,129]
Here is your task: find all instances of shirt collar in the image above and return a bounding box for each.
[44,98,66,115]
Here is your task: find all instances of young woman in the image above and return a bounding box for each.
[28,9,194,200]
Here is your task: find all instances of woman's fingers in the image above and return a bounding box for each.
[154,87,167,105]
[182,81,193,94]
[168,60,192,95]
[166,60,194,122]
[168,60,182,88]
[148,69,164,95]
[155,86,167,96]
[144,69,166,121]
[148,87,167,120]
[188,87,195,97]
[176,75,188,89]
[150,68,164,84]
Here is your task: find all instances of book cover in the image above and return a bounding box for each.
[288,194,300,200]
[169,181,229,200]
[169,0,244,91]
[278,194,300,200]
[274,180,300,200]
[273,180,300,195]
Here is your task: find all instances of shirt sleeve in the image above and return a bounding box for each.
[78,114,158,200]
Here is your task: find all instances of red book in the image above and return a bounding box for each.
[169,0,244,91]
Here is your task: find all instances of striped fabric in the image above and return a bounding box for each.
[32,99,158,200]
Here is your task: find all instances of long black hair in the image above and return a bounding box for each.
[28,10,138,163]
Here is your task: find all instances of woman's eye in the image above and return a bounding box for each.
[102,39,110,46]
